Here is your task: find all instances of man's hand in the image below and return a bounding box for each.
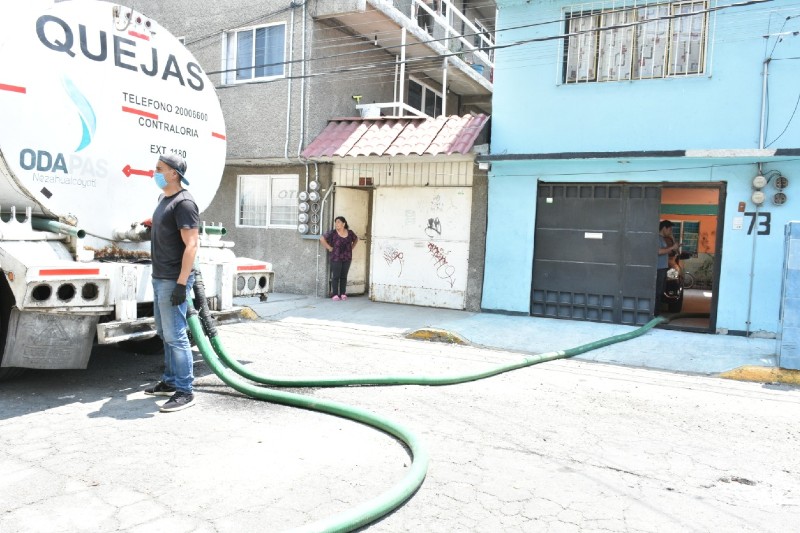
[171,283,187,306]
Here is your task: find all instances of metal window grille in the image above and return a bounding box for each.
[564,0,708,84]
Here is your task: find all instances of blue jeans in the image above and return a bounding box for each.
[153,273,195,393]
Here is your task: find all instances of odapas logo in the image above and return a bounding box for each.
[20,75,105,187]
[62,74,96,152]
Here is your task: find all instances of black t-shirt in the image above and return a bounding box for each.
[151,189,199,280]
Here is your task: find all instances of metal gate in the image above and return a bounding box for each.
[531,183,661,325]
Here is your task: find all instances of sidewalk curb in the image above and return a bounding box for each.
[719,366,800,386]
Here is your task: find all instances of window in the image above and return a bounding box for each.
[670,220,699,256]
[408,78,443,117]
[563,1,708,83]
[237,175,298,228]
[224,23,285,84]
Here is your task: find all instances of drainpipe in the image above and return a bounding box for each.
[745,163,765,336]
[296,0,307,157]
[284,7,295,158]
[759,59,770,150]
[745,59,770,336]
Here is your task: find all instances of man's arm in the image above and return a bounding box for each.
[658,241,679,256]
[177,227,199,285]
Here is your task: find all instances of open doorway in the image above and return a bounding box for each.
[331,187,371,296]
[658,185,725,332]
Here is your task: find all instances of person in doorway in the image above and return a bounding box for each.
[320,216,358,301]
[143,154,199,412]
[655,220,680,315]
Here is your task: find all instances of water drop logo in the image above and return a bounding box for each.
[61,75,96,152]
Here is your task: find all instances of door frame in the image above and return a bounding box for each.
[331,186,372,296]
[659,182,726,333]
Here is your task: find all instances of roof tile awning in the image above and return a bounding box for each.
[302,114,489,159]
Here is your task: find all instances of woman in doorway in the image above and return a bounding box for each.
[320,216,358,300]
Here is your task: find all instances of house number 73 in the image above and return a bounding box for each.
[744,211,771,235]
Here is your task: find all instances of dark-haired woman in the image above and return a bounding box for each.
[320,216,358,300]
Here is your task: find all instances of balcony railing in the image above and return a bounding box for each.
[379,0,495,81]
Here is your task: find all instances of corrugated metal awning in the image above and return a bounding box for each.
[301,114,489,158]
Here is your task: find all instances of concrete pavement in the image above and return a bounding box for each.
[2,294,799,532]
[237,292,790,384]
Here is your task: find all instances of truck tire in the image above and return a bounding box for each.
[0,274,25,381]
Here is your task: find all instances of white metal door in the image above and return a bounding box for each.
[371,187,471,309]
[333,188,369,295]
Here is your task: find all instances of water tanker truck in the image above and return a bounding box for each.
[0,1,273,379]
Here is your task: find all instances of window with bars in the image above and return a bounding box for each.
[223,23,286,84]
[237,175,298,228]
[563,1,708,83]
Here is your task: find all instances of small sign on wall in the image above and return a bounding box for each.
[732,216,744,230]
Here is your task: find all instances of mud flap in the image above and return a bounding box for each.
[1,309,97,369]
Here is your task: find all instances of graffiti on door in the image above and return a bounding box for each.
[427,241,456,288]
[425,217,442,237]
[381,244,405,276]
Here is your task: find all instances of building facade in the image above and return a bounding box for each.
[483,0,800,336]
[133,0,495,309]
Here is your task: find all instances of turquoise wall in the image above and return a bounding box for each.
[482,158,799,333]
[491,1,800,153]
[483,1,800,333]
[482,174,538,312]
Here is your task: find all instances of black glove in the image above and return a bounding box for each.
[171,283,187,306]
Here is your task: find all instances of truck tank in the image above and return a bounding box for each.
[0,1,273,380]
[0,0,226,240]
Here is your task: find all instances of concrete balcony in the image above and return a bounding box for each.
[315,0,494,114]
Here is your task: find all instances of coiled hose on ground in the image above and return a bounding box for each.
[189,271,675,532]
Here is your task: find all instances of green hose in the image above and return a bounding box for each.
[190,269,676,532]
[206,316,667,387]
[188,306,429,533]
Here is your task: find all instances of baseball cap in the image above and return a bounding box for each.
[158,154,190,185]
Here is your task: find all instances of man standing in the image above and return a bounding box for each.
[656,220,680,316]
[144,154,199,412]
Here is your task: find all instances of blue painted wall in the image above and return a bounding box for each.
[483,1,800,334]
[482,174,538,312]
[491,0,800,153]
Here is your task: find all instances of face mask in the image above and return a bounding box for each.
[153,172,168,189]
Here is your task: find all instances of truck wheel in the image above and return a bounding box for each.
[0,274,25,381]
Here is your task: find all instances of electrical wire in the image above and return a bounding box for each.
[203,0,774,81]
[762,14,800,147]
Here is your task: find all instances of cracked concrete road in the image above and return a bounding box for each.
[1,316,799,532]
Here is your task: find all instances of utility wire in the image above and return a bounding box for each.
[763,14,800,146]
[204,0,773,80]
[184,1,797,86]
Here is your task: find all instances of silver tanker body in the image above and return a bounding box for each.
[0,1,272,379]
